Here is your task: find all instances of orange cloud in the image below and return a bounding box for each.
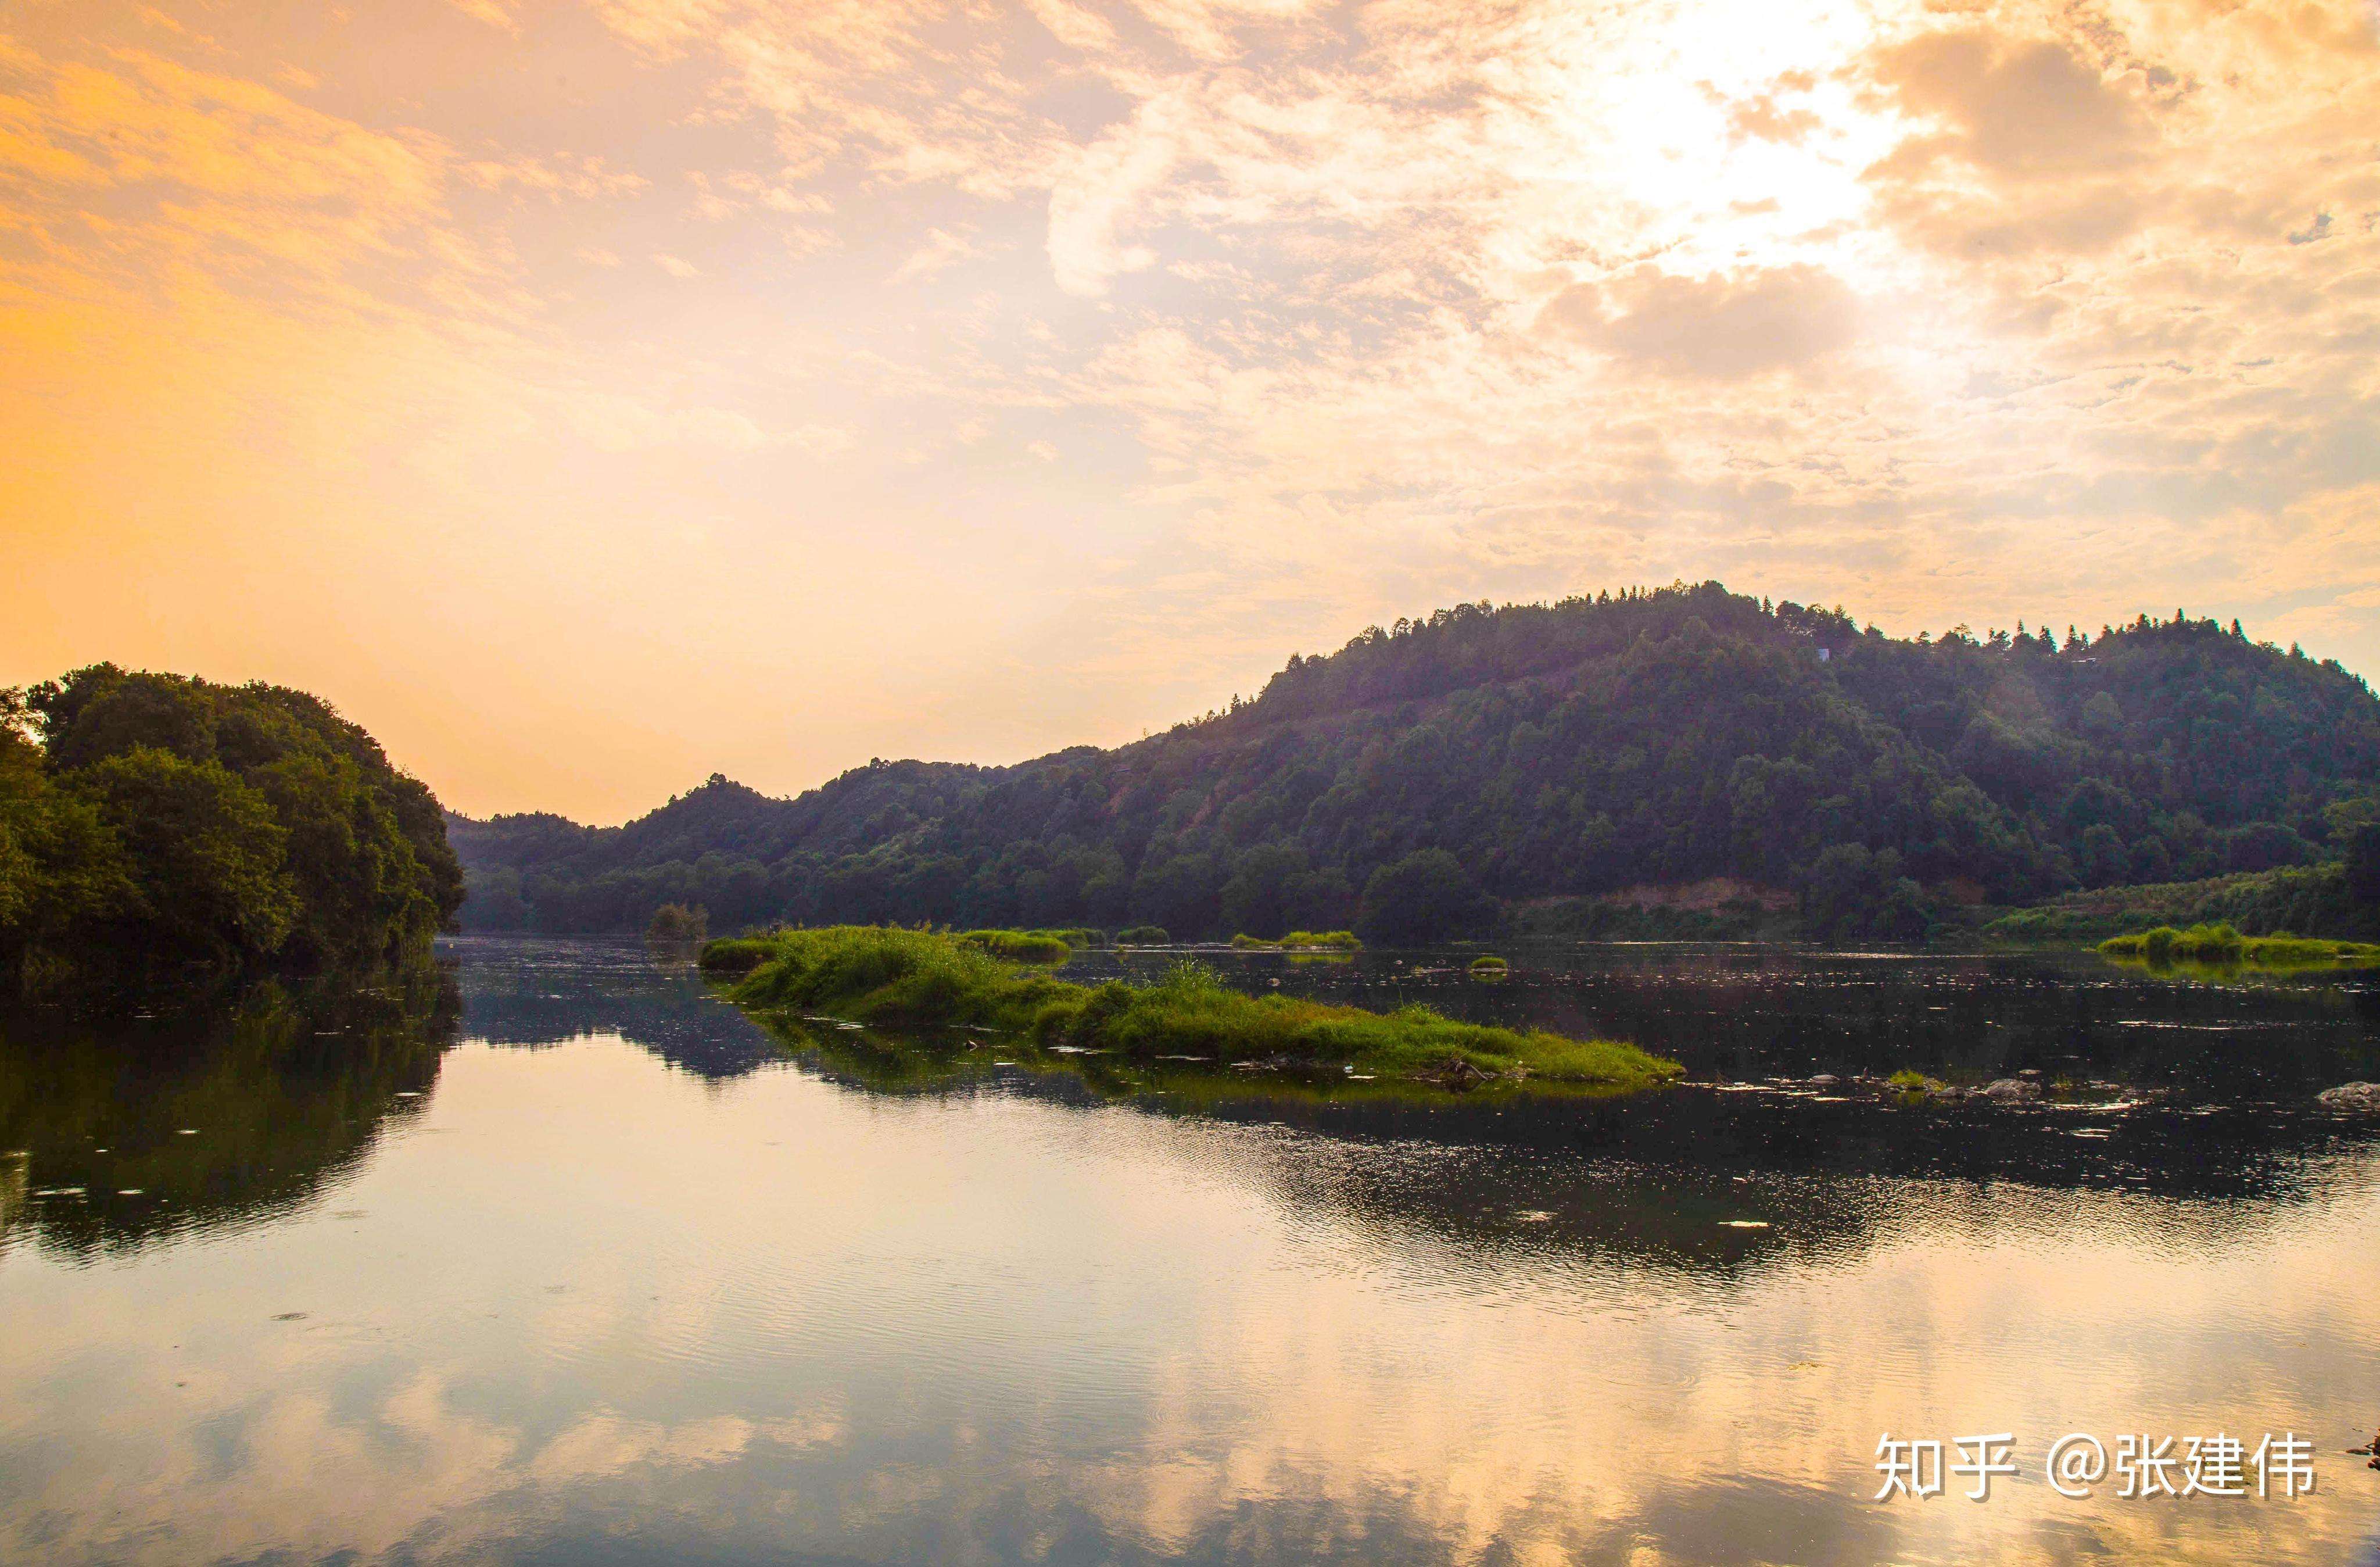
[2,0,2378,820]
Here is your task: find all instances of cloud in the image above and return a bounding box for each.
[8,0,2380,817]
[1538,266,1863,380]
[443,0,520,31]
[1727,96,1822,145]
[1872,30,2152,180]
[1046,90,1188,294]
[888,226,977,283]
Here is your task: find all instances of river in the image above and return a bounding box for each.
[3,935,2377,1565]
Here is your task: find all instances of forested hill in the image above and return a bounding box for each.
[452,583,2380,942]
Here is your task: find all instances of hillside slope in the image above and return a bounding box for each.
[452,583,2380,941]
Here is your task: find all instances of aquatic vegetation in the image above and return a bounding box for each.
[702,925,1680,1093]
[1114,925,1170,946]
[1887,1069,1947,1094]
[1232,930,1360,951]
[2098,924,2380,968]
[1468,955,1510,979]
[954,929,1071,963]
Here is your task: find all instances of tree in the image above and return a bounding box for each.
[646,902,708,942]
[73,747,298,960]
[1218,844,1307,936]
[254,752,441,966]
[2347,824,2380,905]
[2,667,465,989]
[1357,850,1492,943]
[429,584,2380,942]
[0,711,134,974]
[1802,844,1933,942]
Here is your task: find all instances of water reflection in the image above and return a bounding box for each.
[1062,943,2380,1099]
[457,936,782,1079]
[8,935,2377,1279]
[0,962,457,1257]
[0,936,2375,1567]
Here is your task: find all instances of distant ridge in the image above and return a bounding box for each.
[451,582,2380,942]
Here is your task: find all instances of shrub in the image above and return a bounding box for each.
[1115,925,1170,946]
[646,902,707,942]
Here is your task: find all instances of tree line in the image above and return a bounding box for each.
[451,582,2380,943]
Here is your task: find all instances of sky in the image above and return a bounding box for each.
[3,0,2377,824]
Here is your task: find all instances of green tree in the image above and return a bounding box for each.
[1802,844,1933,943]
[1218,844,1307,936]
[73,748,298,960]
[253,752,440,966]
[5,666,465,986]
[1357,850,1491,943]
[0,695,136,982]
[2347,823,2380,905]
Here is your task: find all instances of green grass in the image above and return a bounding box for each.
[2098,923,2380,968]
[1231,930,1363,951]
[701,925,1680,1094]
[954,929,1071,963]
[694,934,780,975]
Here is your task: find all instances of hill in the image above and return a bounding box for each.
[450,582,2380,943]
[2,666,465,991]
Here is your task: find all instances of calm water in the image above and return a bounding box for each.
[4,936,2379,1565]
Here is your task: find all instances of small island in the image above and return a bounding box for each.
[701,924,1680,1096]
[2097,922,2380,969]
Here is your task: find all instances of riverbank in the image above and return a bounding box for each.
[701,925,1682,1094]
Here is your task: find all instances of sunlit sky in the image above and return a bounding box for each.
[4,0,2377,822]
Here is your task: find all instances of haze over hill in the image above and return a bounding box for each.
[451,584,2380,943]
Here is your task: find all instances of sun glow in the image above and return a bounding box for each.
[3,0,2377,818]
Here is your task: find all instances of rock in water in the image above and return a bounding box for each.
[1982,1078,2041,1104]
[2316,1082,2380,1113]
